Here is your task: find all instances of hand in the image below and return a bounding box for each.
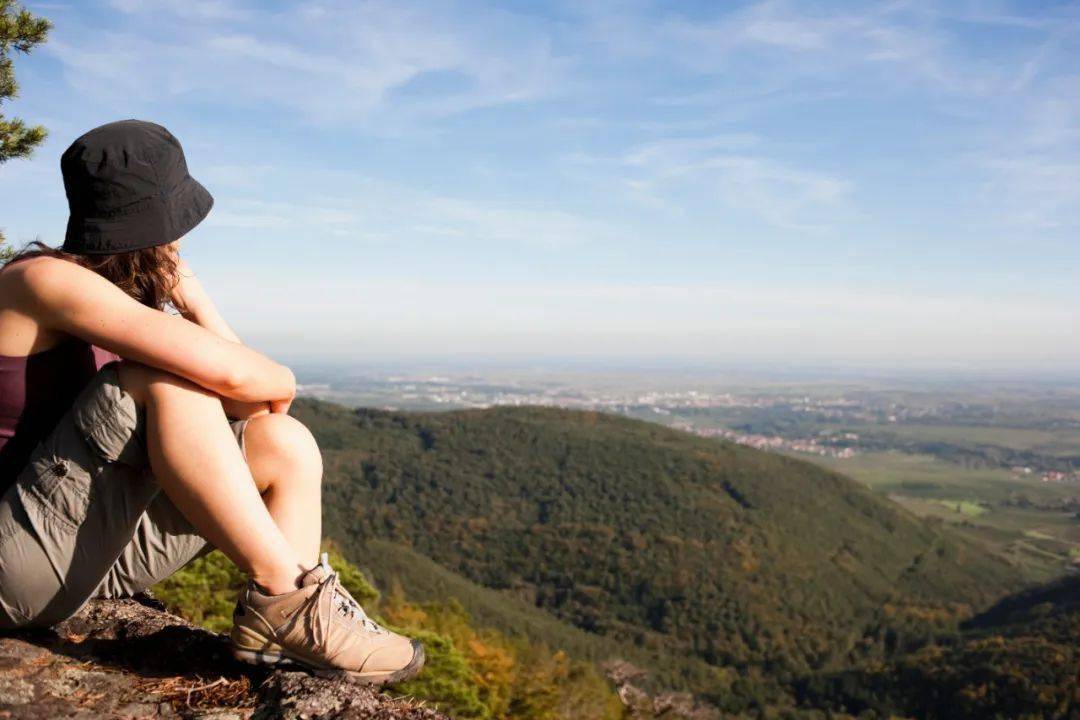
[270,367,296,414]
[222,398,272,421]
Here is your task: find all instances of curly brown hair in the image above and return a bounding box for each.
[2,240,180,310]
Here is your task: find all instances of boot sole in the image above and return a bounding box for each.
[231,640,426,686]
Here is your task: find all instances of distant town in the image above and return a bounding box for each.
[680,425,859,459]
[295,368,1080,486]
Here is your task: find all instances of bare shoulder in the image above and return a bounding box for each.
[2,256,121,325]
[8,255,107,298]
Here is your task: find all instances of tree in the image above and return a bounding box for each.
[1,0,51,259]
[1,0,50,164]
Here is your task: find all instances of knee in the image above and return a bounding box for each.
[115,361,214,406]
[244,414,323,488]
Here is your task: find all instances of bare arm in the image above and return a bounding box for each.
[23,258,295,405]
[172,259,242,343]
[170,260,278,419]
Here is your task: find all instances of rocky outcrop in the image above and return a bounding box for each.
[602,660,719,720]
[0,596,447,719]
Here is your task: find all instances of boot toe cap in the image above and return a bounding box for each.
[363,637,423,675]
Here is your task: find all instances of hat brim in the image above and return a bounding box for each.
[63,174,214,255]
[170,175,214,243]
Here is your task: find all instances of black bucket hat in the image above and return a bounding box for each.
[61,119,213,255]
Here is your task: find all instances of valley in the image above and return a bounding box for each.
[294,363,1080,583]
[285,394,1077,716]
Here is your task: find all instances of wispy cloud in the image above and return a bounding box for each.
[108,0,247,20]
[974,73,1080,231]
[201,173,615,249]
[46,0,566,128]
[568,133,854,231]
[419,196,613,247]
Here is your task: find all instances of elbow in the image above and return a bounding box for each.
[219,366,254,400]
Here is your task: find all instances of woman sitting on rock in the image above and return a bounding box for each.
[0,119,424,685]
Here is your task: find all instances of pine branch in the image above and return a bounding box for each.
[0,0,50,54]
[0,114,45,162]
[0,1,50,163]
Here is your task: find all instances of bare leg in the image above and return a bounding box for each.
[118,362,306,595]
[242,413,323,566]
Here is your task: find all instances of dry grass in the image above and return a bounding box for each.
[133,674,256,710]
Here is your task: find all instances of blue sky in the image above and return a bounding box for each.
[2,0,1079,368]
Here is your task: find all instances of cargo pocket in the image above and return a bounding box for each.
[17,454,93,534]
[70,366,149,469]
[15,364,150,534]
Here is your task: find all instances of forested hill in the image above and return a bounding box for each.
[798,574,1079,718]
[291,399,1022,695]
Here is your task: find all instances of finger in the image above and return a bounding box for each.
[270,399,292,414]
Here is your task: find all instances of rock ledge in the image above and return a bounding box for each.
[0,597,447,719]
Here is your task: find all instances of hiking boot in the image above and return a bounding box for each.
[229,553,424,685]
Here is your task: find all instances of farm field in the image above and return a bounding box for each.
[812,450,1073,502]
[871,423,1080,457]
[809,449,1079,581]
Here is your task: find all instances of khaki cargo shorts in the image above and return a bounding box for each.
[0,362,249,628]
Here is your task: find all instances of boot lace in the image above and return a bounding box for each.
[309,553,388,653]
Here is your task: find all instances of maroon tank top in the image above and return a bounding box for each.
[0,338,121,494]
